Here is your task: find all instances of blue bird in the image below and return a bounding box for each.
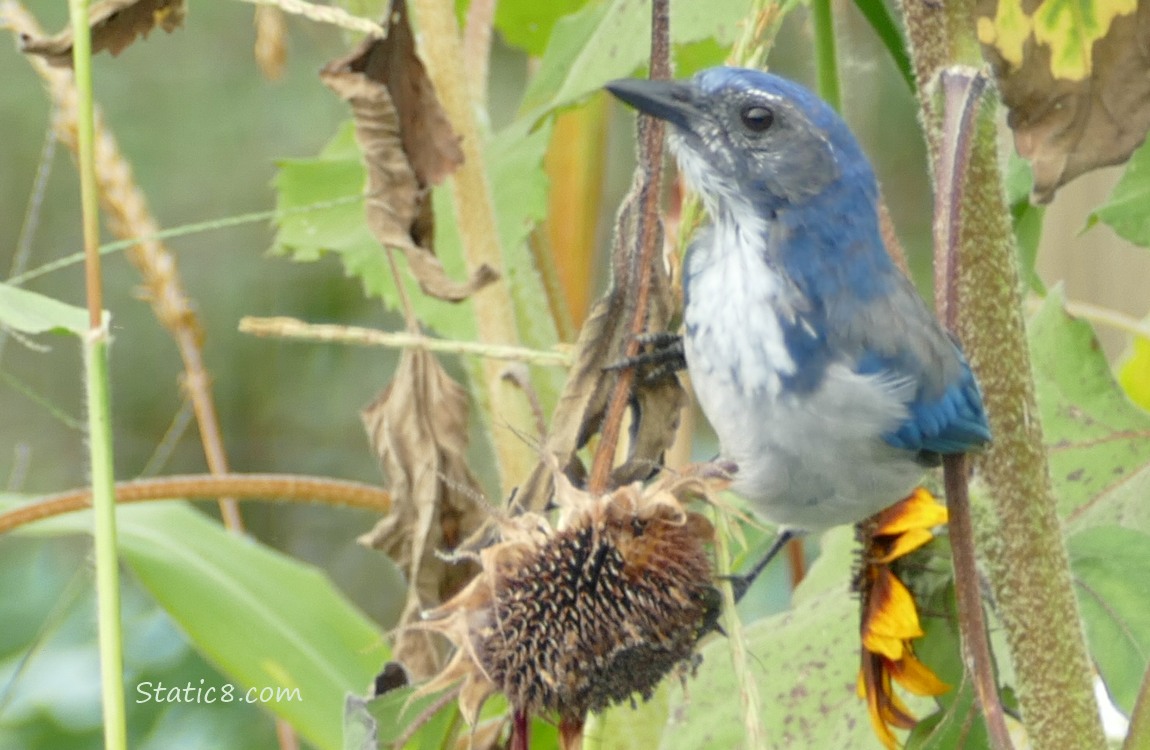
[606,67,990,579]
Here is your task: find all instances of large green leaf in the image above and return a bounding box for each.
[0,282,92,336]
[13,501,388,750]
[1090,134,1150,247]
[270,122,479,342]
[494,0,591,56]
[272,116,564,412]
[1067,526,1150,714]
[519,0,750,118]
[1028,290,1150,531]
[661,579,901,749]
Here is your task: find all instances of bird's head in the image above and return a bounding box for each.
[606,67,875,216]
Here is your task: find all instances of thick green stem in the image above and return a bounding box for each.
[69,0,126,744]
[897,3,1107,748]
[810,0,841,111]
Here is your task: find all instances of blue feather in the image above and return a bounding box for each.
[884,366,990,454]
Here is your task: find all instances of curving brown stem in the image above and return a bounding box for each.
[933,68,1013,750]
[587,0,671,495]
[0,473,392,535]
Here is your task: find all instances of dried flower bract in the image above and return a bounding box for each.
[415,472,719,725]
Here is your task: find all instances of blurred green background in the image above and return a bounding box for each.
[1,1,1147,748]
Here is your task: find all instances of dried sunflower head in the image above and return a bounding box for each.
[414,471,719,725]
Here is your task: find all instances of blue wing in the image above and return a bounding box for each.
[883,363,990,454]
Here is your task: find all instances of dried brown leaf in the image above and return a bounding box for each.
[359,348,486,679]
[978,0,1150,202]
[321,0,496,302]
[515,180,685,511]
[20,0,184,67]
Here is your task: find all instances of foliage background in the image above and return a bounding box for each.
[0,1,1148,748]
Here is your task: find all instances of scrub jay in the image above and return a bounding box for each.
[606,68,990,588]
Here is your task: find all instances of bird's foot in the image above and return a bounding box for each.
[605,331,686,384]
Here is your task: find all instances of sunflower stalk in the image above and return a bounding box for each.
[898,1,1107,747]
[933,67,1013,750]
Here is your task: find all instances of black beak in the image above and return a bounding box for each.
[605,77,698,131]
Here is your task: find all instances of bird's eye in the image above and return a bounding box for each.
[740,105,774,133]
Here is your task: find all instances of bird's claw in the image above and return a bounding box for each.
[605,331,686,384]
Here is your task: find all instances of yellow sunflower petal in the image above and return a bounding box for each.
[871,527,935,564]
[863,630,906,661]
[873,487,948,536]
[864,569,925,643]
[889,650,950,697]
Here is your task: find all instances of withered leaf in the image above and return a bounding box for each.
[20,0,184,67]
[515,175,685,512]
[322,0,496,302]
[359,348,486,680]
[978,0,1150,203]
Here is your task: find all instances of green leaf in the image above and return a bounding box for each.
[495,0,591,56]
[586,682,671,750]
[343,688,460,749]
[662,584,905,750]
[14,501,387,750]
[850,0,915,91]
[519,0,749,117]
[1091,134,1150,247]
[1004,153,1046,294]
[0,281,92,336]
[1068,525,1150,714]
[270,122,479,342]
[1028,290,1150,531]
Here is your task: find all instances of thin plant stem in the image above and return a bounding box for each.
[7,197,361,286]
[67,0,126,741]
[587,0,670,494]
[0,473,392,534]
[933,67,1013,750]
[239,316,571,366]
[235,0,385,37]
[810,0,841,112]
[714,507,764,748]
[0,127,56,363]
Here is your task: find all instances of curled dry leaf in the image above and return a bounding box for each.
[414,470,720,726]
[20,0,185,67]
[977,0,1150,203]
[359,348,487,680]
[321,0,497,302]
[516,175,685,511]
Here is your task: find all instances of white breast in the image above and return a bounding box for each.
[682,219,922,531]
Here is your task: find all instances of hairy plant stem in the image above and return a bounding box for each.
[898,2,1107,748]
[66,0,125,743]
[0,474,392,535]
[1125,665,1150,750]
[934,69,1014,750]
[411,0,540,497]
